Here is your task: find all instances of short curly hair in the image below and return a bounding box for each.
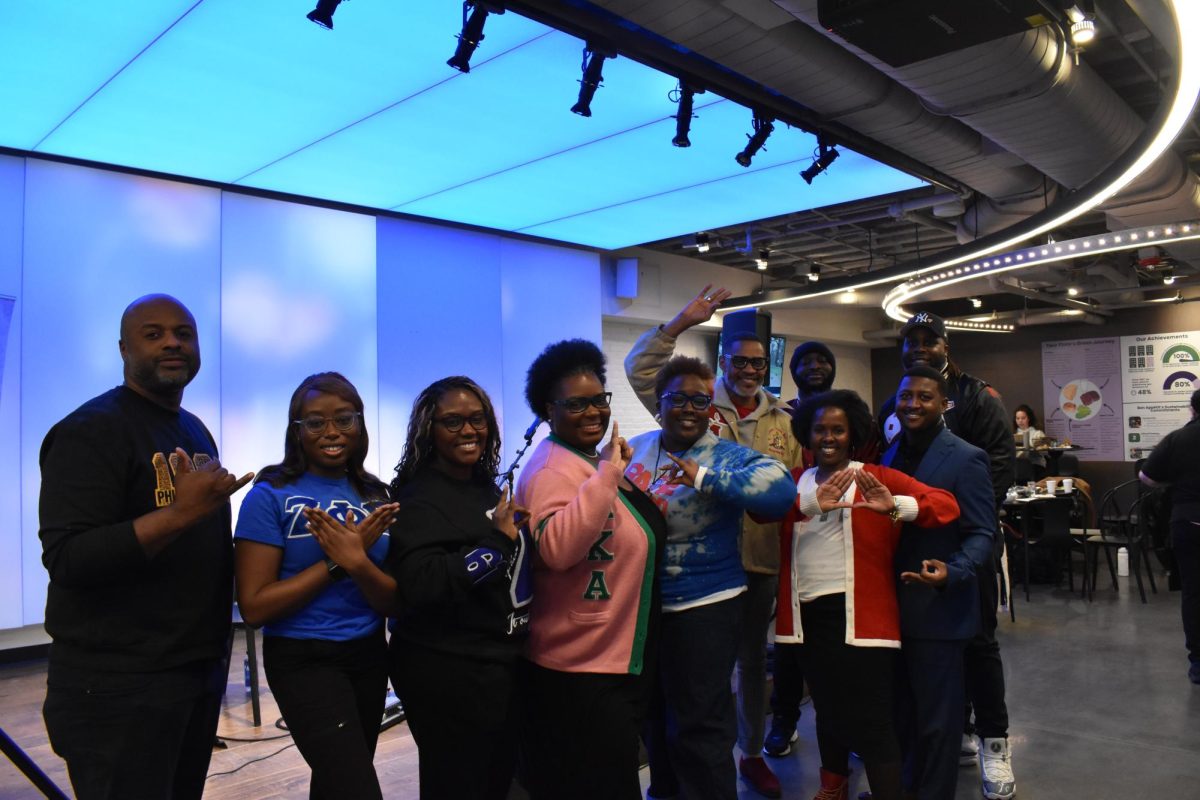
[525,339,607,418]
[654,356,715,399]
[791,389,873,450]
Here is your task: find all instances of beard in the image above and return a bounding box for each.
[130,358,198,395]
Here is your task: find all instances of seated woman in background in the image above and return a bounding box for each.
[515,339,666,800]
[385,376,531,800]
[775,390,959,800]
[1013,404,1047,476]
[235,372,399,800]
[624,356,795,800]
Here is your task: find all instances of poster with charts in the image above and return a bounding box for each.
[1120,330,1200,461]
[1040,337,1124,461]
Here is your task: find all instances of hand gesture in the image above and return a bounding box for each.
[303,502,397,571]
[814,468,856,513]
[661,452,700,488]
[354,502,401,551]
[599,421,631,471]
[851,470,896,515]
[491,486,530,541]
[171,448,254,524]
[900,559,949,588]
[663,284,733,337]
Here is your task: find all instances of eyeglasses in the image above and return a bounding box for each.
[294,412,361,435]
[728,355,768,371]
[552,392,612,414]
[434,413,489,433]
[660,391,713,410]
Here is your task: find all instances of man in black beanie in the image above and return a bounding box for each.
[788,341,837,410]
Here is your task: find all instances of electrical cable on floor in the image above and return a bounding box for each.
[206,742,297,779]
[214,717,292,742]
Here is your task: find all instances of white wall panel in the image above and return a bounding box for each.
[0,155,25,628]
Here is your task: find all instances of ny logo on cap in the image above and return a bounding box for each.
[913,312,934,324]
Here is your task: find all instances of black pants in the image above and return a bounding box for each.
[392,641,518,799]
[518,659,648,800]
[43,658,225,800]
[963,544,1010,740]
[263,631,388,800]
[771,641,805,729]
[798,594,902,800]
[1173,519,1200,666]
[896,639,968,800]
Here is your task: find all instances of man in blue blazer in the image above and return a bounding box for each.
[882,366,996,800]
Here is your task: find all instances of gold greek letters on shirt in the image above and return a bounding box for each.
[152,451,213,508]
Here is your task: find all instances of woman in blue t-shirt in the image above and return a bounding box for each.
[235,372,399,800]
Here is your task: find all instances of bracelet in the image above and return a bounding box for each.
[325,557,348,582]
[888,498,901,522]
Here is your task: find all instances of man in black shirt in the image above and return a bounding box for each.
[877,312,1017,800]
[1140,388,1200,685]
[39,295,253,800]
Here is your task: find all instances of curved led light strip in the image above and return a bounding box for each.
[882,220,1200,332]
[719,0,1200,315]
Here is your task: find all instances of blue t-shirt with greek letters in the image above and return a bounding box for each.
[235,473,388,640]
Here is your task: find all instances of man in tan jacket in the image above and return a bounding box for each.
[625,285,802,799]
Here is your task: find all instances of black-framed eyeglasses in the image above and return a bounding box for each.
[552,392,612,414]
[728,355,768,371]
[434,412,489,433]
[660,391,712,411]
[293,412,361,435]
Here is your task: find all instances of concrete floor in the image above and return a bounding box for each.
[732,574,1200,800]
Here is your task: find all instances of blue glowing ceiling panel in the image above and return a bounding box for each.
[1,1,926,250]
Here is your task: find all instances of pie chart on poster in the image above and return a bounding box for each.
[1059,379,1101,421]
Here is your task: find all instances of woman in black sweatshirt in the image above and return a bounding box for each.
[386,376,531,799]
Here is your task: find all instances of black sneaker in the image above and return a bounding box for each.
[762,718,799,757]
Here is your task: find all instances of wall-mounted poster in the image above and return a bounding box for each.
[1040,337,1124,461]
[1120,330,1200,461]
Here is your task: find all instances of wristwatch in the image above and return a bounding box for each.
[888,497,902,522]
[325,557,349,582]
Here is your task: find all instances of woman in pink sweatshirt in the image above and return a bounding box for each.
[515,339,666,800]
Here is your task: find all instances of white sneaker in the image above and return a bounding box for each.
[978,737,1016,799]
[960,733,978,766]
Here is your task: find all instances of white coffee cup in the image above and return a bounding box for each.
[1044,479,1058,494]
[1062,478,1074,492]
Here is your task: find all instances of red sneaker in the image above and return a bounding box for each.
[739,755,782,799]
[813,767,849,800]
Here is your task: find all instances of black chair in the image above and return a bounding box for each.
[1005,495,1076,601]
[1084,479,1159,603]
[1014,457,1037,485]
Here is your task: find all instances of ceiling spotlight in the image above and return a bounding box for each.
[696,232,710,254]
[970,297,983,308]
[1066,2,1097,45]
[671,82,704,148]
[571,44,614,117]
[735,113,775,168]
[800,135,840,184]
[1067,286,1080,296]
[1163,270,1176,285]
[808,264,820,282]
[306,0,342,29]
[447,1,504,73]
[756,248,770,270]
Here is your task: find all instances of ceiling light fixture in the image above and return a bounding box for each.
[1066,2,1098,45]
[571,44,614,117]
[306,0,342,30]
[1164,270,1177,285]
[970,297,983,308]
[671,82,703,148]
[696,232,711,254]
[800,135,840,184]
[756,248,770,270]
[717,0,1200,320]
[735,112,775,168]
[809,264,820,282]
[447,1,503,73]
[1067,286,1080,296]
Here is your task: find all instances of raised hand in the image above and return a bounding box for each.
[491,486,530,541]
[661,452,701,488]
[814,468,856,513]
[304,506,378,572]
[662,284,734,337]
[900,559,949,588]
[599,421,631,471]
[171,448,254,525]
[851,469,896,515]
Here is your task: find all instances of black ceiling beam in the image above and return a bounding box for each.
[501,0,970,196]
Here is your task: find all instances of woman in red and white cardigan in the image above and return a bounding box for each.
[775,390,959,800]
